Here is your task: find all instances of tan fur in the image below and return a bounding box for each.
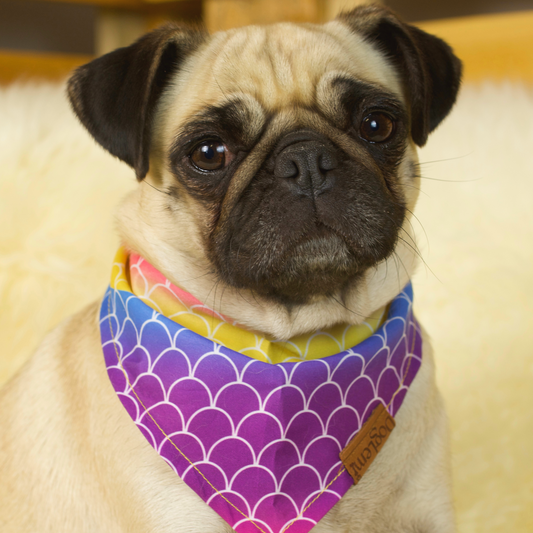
[0,18,455,533]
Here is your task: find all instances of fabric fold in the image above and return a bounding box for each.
[100,249,422,533]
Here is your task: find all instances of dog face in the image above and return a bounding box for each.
[68,6,461,335]
[158,23,410,306]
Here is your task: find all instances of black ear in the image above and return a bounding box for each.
[67,24,206,180]
[337,5,462,146]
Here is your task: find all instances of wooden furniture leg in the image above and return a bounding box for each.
[203,0,376,33]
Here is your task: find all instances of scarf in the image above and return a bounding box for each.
[100,248,422,533]
[127,250,388,363]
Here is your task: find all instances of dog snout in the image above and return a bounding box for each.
[274,135,337,198]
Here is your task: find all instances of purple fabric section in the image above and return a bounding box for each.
[100,284,422,533]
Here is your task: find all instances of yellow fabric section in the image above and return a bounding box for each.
[111,248,387,364]
[110,247,131,292]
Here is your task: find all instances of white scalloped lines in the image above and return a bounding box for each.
[100,284,422,533]
[127,252,388,364]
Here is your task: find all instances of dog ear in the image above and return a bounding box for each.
[67,24,206,180]
[337,5,462,146]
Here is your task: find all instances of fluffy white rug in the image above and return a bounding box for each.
[0,80,532,532]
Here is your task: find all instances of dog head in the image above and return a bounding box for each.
[68,5,461,338]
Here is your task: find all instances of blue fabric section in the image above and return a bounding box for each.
[99,283,416,373]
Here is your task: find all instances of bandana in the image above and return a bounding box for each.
[100,249,422,533]
[127,251,388,363]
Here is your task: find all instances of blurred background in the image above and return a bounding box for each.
[1,1,532,533]
[1,0,533,83]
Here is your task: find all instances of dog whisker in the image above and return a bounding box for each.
[403,206,430,254]
[418,175,482,183]
[329,294,366,320]
[415,152,473,167]
[142,179,173,196]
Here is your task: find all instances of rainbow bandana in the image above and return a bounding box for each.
[100,249,422,533]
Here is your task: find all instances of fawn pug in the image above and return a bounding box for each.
[0,5,461,533]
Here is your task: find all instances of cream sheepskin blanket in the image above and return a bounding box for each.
[0,80,531,531]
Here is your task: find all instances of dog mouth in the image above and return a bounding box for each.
[286,227,353,272]
[213,221,363,304]
[277,224,362,287]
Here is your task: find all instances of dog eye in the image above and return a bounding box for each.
[190,141,227,171]
[360,113,395,143]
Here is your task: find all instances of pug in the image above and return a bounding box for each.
[0,5,461,533]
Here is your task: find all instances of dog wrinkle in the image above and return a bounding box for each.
[156,24,403,157]
[203,23,397,113]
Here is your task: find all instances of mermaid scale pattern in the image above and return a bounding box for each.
[100,281,422,533]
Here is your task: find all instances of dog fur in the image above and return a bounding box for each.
[0,6,461,532]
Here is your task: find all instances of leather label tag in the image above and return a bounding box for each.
[340,403,396,485]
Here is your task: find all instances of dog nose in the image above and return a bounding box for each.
[274,139,337,197]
